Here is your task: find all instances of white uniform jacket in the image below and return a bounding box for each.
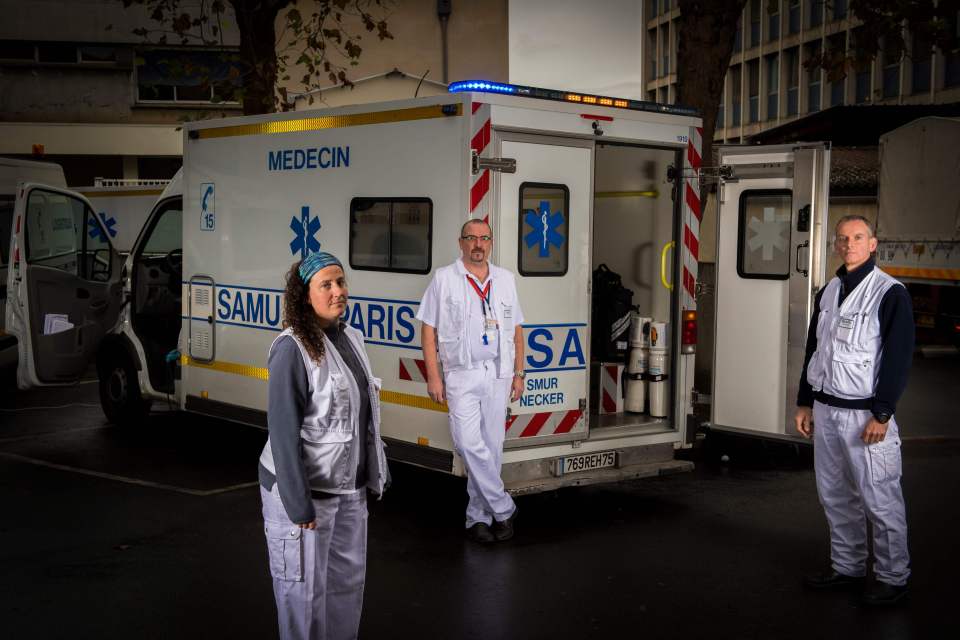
[259,327,389,496]
[417,260,522,379]
[806,268,901,400]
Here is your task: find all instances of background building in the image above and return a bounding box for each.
[645,0,960,142]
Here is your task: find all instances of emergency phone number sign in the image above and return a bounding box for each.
[200,183,215,231]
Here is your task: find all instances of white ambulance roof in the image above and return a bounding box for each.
[0,157,67,194]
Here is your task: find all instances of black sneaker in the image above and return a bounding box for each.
[802,569,865,590]
[466,522,495,544]
[861,581,909,607]
[491,509,517,542]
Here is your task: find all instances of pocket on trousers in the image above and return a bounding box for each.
[868,438,902,484]
[264,521,304,582]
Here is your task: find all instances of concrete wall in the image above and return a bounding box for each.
[279,0,509,103]
[509,0,645,99]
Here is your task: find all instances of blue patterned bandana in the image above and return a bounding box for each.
[298,251,343,284]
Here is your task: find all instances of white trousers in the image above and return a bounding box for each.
[445,361,517,527]
[813,401,910,586]
[261,485,368,640]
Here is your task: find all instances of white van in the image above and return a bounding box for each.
[7,83,826,490]
[1,157,67,370]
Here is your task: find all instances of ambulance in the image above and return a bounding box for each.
[76,178,174,254]
[5,82,830,491]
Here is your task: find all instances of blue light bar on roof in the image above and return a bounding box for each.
[448,79,699,118]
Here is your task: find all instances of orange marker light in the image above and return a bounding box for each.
[599,97,613,106]
[566,94,582,102]
[583,95,597,104]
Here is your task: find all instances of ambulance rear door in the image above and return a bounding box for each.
[711,143,830,440]
[495,134,592,445]
[6,183,124,388]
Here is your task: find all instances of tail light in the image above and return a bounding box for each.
[681,310,697,354]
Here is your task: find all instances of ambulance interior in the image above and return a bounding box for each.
[589,143,678,432]
[129,197,182,393]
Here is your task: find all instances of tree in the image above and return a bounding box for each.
[119,0,394,114]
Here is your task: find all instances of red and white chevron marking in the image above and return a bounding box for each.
[681,126,703,311]
[505,409,585,439]
[599,364,624,414]
[397,357,428,383]
[470,102,493,223]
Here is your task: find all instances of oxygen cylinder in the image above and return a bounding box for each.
[647,321,669,418]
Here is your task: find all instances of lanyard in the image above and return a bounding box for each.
[466,275,495,345]
[466,275,492,318]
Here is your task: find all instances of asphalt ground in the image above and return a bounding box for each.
[1,354,958,640]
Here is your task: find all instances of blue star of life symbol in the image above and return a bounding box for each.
[290,205,321,258]
[88,212,117,241]
[523,200,565,258]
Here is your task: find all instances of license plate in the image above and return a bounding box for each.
[552,450,618,476]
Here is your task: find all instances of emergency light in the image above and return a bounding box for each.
[448,80,699,117]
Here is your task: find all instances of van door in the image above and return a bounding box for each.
[496,136,592,444]
[711,144,830,439]
[6,184,123,388]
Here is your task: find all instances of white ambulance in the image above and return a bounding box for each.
[76,179,174,254]
[6,82,828,490]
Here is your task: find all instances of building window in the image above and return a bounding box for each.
[734,16,743,52]
[785,47,799,115]
[731,64,742,126]
[648,0,658,19]
[882,39,901,98]
[833,0,848,21]
[788,0,800,34]
[79,46,118,63]
[912,33,932,94]
[647,28,657,78]
[37,43,77,63]
[717,101,725,129]
[349,197,432,274]
[808,1,823,28]
[750,0,762,48]
[0,40,35,61]
[829,34,846,106]
[748,59,760,122]
[806,42,822,112]
[662,25,670,75]
[659,86,669,103]
[519,183,569,277]
[945,11,960,87]
[855,69,871,103]
[768,1,781,41]
[136,49,243,104]
[766,54,779,119]
[738,190,793,280]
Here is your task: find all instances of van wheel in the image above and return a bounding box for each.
[99,351,151,425]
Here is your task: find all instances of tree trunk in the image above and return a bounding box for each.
[232,0,287,114]
[676,0,747,167]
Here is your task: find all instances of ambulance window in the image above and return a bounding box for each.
[518,183,569,277]
[25,189,97,278]
[737,190,792,279]
[140,201,183,256]
[349,198,432,274]
[0,196,13,265]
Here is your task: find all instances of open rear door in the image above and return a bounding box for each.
[711,144,830,439]
[6,183,123,388]
[496,135,592,444]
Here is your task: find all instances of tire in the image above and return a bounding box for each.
[98,349,151,425]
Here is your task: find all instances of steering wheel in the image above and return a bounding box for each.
[163,248,183,275]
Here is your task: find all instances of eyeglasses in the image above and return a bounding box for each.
[461,235,492,242]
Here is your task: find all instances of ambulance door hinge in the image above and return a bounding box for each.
[666,164,734,185]
[472,150,516,175]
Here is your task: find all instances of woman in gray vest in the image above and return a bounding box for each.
[259,251,389,640]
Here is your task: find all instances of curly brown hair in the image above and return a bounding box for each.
[282,261,328,364]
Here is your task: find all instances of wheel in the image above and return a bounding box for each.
[98,349,151,425]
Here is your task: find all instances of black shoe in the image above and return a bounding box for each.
[802,569,866,590]
[491,509,517,542]
[861,581,909,607]
[466,522,495,544]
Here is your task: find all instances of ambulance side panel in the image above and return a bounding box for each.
[179,98,470,464]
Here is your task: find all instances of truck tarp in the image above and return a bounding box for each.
[877,117,960,240]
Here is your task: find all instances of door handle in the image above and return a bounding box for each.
[795,241,809,277]
[90,299,108,311]
[660,241,675,291]
[76,288,91,299]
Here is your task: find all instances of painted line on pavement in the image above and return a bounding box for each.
[0,451,259,496]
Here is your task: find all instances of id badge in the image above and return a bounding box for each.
[837,314,856,341]
[485,318,499,331]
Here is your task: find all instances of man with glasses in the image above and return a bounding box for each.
[795,215,914,606]
[417,218,525,543]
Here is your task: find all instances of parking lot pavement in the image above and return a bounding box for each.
[1,354,957,639]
